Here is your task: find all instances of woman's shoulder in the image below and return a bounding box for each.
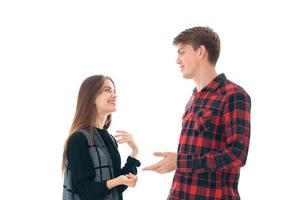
[68,131,89,147]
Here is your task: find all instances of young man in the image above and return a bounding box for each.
[143,26,251,200]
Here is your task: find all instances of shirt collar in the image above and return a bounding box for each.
[193,73,227,94]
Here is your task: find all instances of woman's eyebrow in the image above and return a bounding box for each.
[104,86,116,91]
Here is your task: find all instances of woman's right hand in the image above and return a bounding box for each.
[107,173,138,189]
[117,173,138,187]
[115,131,139,158]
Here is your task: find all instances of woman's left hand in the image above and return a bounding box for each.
[115,130,139,158]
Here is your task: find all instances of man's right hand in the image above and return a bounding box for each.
[142,152,177,174]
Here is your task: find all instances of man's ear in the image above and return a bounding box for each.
[197,45,207,60]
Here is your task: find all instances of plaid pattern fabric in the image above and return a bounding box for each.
[168,74,251,200]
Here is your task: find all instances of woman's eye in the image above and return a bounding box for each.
[105,88,117,94]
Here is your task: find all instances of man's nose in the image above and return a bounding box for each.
[176,56,181,64]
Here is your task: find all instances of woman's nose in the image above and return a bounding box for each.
[111,93,117,98]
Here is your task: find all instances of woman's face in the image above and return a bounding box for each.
[94,79,117,115]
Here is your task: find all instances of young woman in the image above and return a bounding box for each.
[62,75,141,200]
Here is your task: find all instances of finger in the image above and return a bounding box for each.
[127,173,137,178]
[125,174,131,178]
[142,163,161,171]
[126,174,136,180]
[116,131,132,137]
[128,172,135,176]
[117,138,131,143]
[125,173,133,177]
[114,135,121,138]
[153,152,167,157]
[117,136,132,143]
[115,135,132,140]
[114,133,126,138]
[116,130,127,134]
[117,139,127,144]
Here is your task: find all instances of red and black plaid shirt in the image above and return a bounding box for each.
[168,74,251,200]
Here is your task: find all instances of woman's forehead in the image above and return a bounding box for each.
[103,79,115,88]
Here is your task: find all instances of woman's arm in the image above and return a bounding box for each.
[113,131,141,193]
[114,131,141,175]
[68,133,136,199]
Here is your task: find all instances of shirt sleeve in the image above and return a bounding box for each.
[177,91,251,173]
[120,156,141,175]
[67,132,110,200]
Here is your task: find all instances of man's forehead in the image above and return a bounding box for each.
[176,43,185,49]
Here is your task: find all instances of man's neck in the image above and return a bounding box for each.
[193,64,218,92]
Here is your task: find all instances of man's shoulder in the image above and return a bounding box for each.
[220,79,249,96]
[218,79,251,105]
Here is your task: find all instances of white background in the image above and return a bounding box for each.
[0,0,299,199]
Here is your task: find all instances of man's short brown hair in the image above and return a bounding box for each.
[173,26,220,65]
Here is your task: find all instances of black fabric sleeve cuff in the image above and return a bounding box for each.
[127,156,141,167]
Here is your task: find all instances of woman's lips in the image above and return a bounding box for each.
[109,101,116,105]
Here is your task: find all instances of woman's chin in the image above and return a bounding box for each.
[109,107,117,113]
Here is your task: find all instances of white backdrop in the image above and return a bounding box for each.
[1,0,299,199]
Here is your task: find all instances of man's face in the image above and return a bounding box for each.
[176,44,200,79]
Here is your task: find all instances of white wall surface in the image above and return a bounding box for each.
[0,0,299,199]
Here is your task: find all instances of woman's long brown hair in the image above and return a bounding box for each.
[61,75,115,172]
